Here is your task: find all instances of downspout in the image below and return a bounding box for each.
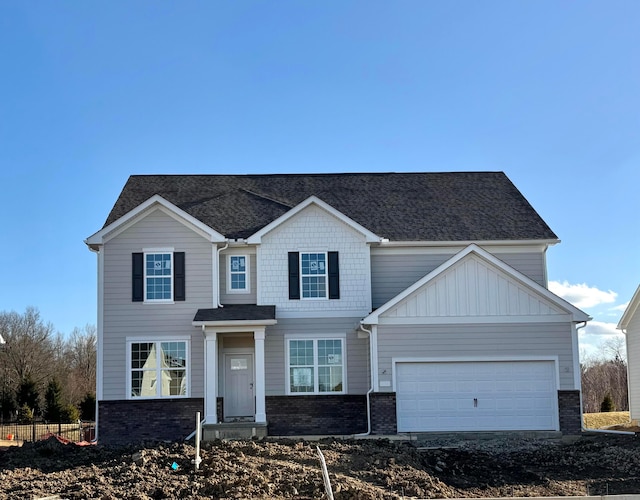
[185,324,210,440]
[216,243,229,308]
[354,324,374,437]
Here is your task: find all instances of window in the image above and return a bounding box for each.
[132,251,185,302]
[227,255,249,293]
[129,340,188,398]
[146,253,172,300]
[287,338,344,394]
[288,251,340,300]
[301,252,326,298]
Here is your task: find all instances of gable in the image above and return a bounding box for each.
[619,284,640,331]
[364,244,589,325]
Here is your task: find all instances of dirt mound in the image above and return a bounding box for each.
[2,434,640,499]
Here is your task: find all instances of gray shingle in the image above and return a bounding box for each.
[193,305,276,322]
[104,172,557,241]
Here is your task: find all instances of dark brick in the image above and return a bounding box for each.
[370,392,397,434]
[98,398,204,445]
[266,395,367,435]
[558,390,581,435]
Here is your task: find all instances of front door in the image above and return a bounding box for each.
[224,354,255,420]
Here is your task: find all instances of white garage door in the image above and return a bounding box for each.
[396,361,557,432]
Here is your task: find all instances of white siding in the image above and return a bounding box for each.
[102,209,213,400]
[377,322,575,390]
[264,317,369,395]
[258,204,371,314]
[626,311,640,420]
[371,250,547,308]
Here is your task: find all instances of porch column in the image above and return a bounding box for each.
[204,330,218,424]
[254,328,266,423]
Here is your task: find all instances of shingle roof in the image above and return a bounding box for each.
[193,305,276,322]
[104,172,557,241]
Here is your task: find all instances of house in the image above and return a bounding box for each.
[618,284,640,420]
[85,172,590,444]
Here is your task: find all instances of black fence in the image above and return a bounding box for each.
[0,418,95,443]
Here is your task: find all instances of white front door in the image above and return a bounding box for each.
[224,354,255,420]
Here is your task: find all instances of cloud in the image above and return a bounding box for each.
[579,320,621,339]
[549,281,617,309]
[611,302,630,312]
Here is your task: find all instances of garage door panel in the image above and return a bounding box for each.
[396,361,557,432]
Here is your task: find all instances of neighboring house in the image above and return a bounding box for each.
[85,172,590,444]
[618,284,640,421]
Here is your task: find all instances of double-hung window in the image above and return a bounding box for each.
[287,337,345,394]
[129,340,188,398]
[288,251,340,300]
[227,255,249,293]
[145,252,173,301]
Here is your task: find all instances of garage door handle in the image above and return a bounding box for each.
[473,398,478,407]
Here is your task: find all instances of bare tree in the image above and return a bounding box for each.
[581,348,628,413]
[62,324,97,405]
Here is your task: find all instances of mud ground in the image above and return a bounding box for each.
[2,433,640,499]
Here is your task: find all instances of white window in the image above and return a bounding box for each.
[128,340,188,398]
[227,255,249,293]
[145,252,173,301]
[301,252,327,299]
[287,338,344,394]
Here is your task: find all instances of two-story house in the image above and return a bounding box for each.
[85,172,589,444]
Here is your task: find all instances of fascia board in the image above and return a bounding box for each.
[85,194,226,246]
[192,319,278,328]
[362,243,590,324]
[376,239,560,248]
[246,195,381,244]
[618,284,640,331]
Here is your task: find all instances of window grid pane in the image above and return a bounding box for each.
[229,256,248,290]
[145,253,172,300]
[131,341,187,398]
[301,253,327,298]
[288,339,343,394]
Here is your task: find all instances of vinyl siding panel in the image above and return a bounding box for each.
[376,323,575,390]
[219,250,258,304]
[371,250,547,308]
[626,311,640,420]
[264,317,369,395]
[102,209,213,400]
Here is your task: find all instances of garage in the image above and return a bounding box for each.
[396,360,558,432]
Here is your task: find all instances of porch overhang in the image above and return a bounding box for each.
[192,305,277,328]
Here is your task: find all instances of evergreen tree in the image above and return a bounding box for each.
[600,393,615,412]
[16,376,40,416]
[79,393,96,421]
[44,378,64,422]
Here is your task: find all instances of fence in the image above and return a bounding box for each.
[0,418,95,443]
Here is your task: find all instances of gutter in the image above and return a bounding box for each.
[353,324,374,437]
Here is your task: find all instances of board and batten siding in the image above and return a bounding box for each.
[218,249,257,305]
[371,250,546,309]
[263,317,369,396]
[257,204,371,315]
[626,311,640,420]
[376,323,576,390]
[101,209,213,400]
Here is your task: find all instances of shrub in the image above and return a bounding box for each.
[601,394,616,412]
[61,404,80,423]
[79,393,96,421]
[17,404,34,423]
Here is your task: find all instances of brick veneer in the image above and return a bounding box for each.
[558,390,581,435]
[266,395,367,435]
[370,392,397,434]
[98,398,204,445]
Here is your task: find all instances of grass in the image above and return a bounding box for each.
[583,411,631,429]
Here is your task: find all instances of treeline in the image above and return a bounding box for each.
[0,308,96,423]
[581,339,628,414]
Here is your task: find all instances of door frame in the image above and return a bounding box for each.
[223,349,255,420]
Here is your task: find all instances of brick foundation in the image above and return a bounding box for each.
[266,395,367,435]
[370,392,397,434]
[98,398,204,445]
[558,390,582,435]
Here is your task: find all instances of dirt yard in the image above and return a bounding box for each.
[2,432,640,499]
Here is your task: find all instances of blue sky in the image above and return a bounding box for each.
[0,1,638,357]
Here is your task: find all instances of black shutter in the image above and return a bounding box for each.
[132,253,144,302]
[288,252,300,300]
[328,251,340,299]
[174,252,185,301]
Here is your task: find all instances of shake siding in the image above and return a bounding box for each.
[371,250,547,308]
[626,312,640,420]
[219,250,257,304]
[258,205,371,314]
[264,317,369,395]
[376,323,575,390]
[102,209,213,400]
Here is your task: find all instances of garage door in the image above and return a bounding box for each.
[396,361,557,432]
